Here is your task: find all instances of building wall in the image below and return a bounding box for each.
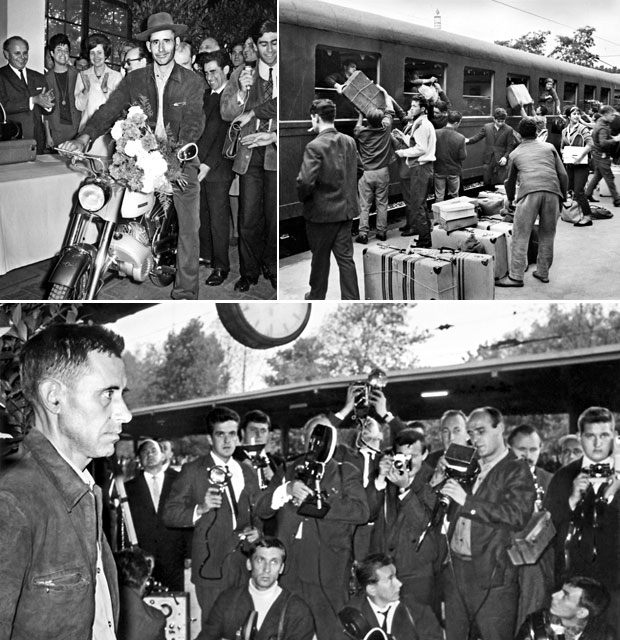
[0,0,46,72]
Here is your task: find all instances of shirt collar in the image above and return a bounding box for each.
[8,64,25,78]
[581,454,614,469]
[258,59,275,80]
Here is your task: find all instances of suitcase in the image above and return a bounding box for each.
[435,201,478,232]
[431,196,476,223]
[363,245,457,300]
[431,225,509,279]
[341,70,386,117]
[477,218,513,265]
[411,247,495,300]
[477,194,504,217]
[506,84,533,108]
[0,139,37,165]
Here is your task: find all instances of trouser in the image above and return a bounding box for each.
[199,178,233,271]
[585,153,618,201]
[434,174,460,201]
[358,167,390,234]
[510,191,560,281]
[565,163,592,216]
[238,148,277,278]
[172,162,200,299]
[483,160,507,189]
[407,162,433,245]
[305,219,360,300]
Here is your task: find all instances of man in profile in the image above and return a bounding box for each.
[297,98,362,300]
[0,324,132,638]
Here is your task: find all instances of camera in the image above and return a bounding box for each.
[392,452,413,475]
[352,368,388,419]
[584,463,614,479]
[443,443,479,486]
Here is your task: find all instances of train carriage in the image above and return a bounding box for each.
[280,0,620,229]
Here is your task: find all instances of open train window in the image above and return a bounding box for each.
[315,45,380,119]
[601,87,611,105]
[404,58,446,95]
[563,81,578,108]
[506,74,531,114]
[584,85,597,104]
[463,67,493,116]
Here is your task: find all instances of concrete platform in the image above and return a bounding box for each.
[279,197,620,301]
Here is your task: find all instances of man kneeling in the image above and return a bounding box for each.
[200,536,315,640]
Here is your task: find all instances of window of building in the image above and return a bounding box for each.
[463,67,493,116]
[315,45,380,119]
[404,57,446,94]
[563,81,578,107]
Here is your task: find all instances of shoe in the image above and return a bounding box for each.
[532,271,549,283]
[376,232,387,241]
[587,195,599,203]
[205,268,229,286]
[614,200,620,207]
[495,275,524,287]
[414,242,432,249]
[234,275,259,292]
[199,257,212,267]
[304,292,312,300]
[574,217,593,227]
[401,227,416,236]
[356,234,368,244]
[399,224,411,232]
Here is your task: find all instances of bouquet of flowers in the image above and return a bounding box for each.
[109,104,184,195]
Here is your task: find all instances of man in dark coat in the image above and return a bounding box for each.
[296,98,362,300]
[0,35,54,152]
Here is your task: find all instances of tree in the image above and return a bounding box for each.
[495,30,550,56]
[550,26,598,68]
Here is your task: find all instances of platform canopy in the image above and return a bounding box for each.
[125,343,620,439]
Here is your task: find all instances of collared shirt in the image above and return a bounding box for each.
[257,59,278,98]
[367,597,398,633]
[153,63,175,138]
[248,579,282,629]
[581,453,615,495]
[144,469,165,511]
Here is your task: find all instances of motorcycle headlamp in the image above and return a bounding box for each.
[78,183,107,212]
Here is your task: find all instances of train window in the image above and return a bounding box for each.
[315,45,380,119]
[463,66,493,116]
[506,74,531,115]
[404,58,446,94]
[584,85,596,103]
[601,87,611,105]
[563,81,578,107]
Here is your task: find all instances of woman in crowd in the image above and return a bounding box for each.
[74,33,122,155]
[230,41,245,69]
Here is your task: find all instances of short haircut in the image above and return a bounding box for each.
[577,406,615,432]
[137,439,162,456]
[494,107,508,120]
[566,576,610,618]
[434,100,449,114]
[250,536,287,562]
[310,99,336,123]
[115,548,152,589]
[251,18,277,43]
[48,33,71,52]
[206,406,240,435]
[519,117,538,139]
[3,36,28,52]
[343,59,357,68]
[599,105,615,117]
[537,105,548,116]
[409,93,429,113]
[176,41,192,56]
[469,406,503,429]
[86,33,112,58]
[20,324,125,404]
[507,423,540,446]
[545,77,554,85]
[203,50,231,73]
[441,409,467,425]
[447,110,463,125]
[394,427,427,453]
[355,553,394,589]
[240,409,271,432]
[366,107,385,128]
[194,51,210,69]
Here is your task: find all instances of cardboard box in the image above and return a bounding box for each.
[0,139,36,165]
[341,70,386,116]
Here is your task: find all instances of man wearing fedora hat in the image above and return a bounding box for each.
[60,12,206,300]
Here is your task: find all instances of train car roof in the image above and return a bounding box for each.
[281,0,620,85]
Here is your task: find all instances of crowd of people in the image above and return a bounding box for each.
[295,76,620,299]
[1,322,619,640]
[0,9,277,299]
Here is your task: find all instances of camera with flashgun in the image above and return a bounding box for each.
[442,442,479,486]
[352,368,388,420]
[208,465,228,493]
[583,463,614,479]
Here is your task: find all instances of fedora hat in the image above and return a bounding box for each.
[136,12,188,41]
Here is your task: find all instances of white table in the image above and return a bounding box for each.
[0,155,83,275]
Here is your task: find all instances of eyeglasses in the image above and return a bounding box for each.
[123,57,143,66]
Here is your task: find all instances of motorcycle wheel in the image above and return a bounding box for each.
[149,271,175,288]
[48,268,92,300]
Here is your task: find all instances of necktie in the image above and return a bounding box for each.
[377,607,390,633]
[150,474,161,511]
[19,69,28,88]
[258,67,273,132]
[224,464,239,518]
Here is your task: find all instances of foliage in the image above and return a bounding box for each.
[550,27,598,68]
[130,0,275,51]
[265,303,429,385]
[495,30,550,56]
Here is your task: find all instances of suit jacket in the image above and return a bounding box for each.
[202,584,315,640]
[296,127,363,224]
[0,64,47,152]
[197,87,233,183]
[515,609,616,640]
[162,453,260,585]
[340,595,419,640]
[544,457,620,589]
[44,66,81,141]
[117,586,166,640]
[468,122,517,164]
[220,64,276,174]
[446,450,536,588]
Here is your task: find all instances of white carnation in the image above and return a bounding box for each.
[110,121,123,140]
[127,105,147,122]
[124,139,142,157]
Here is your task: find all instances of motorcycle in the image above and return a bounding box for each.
[47,143,197,300]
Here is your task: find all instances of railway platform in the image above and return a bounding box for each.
[279,198,620,301]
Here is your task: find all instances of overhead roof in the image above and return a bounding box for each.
[125,344,620,438]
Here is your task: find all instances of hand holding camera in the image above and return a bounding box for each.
[287,479,315,507]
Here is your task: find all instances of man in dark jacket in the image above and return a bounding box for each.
[297,98,363,300]
[0,323,131,639]
[59,12,206,300]
[585,105,620,206]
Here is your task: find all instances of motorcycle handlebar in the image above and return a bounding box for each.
[55,148,109,175]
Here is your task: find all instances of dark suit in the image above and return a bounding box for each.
[162,453,260,625]
[443,450,536,640]
[515,609,616,640]
[117,586,166,640]
[340,595,419,640]
[197,87,234,271]
[124,467,189,591]
[467,122,517,188]
[0,64,47,152]
[255,450,369,640]
[297,126,363,300]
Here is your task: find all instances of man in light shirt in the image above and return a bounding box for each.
[201,536,315,640]
[0,323,132,639]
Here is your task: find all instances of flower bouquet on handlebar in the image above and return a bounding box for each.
[48,103,197,300]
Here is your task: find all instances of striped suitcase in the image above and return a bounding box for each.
[363,245,457,300]
[477,217,513,266]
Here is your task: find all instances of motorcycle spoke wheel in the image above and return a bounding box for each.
[149,271,175,288]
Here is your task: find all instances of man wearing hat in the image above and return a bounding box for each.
[60,12,206,300]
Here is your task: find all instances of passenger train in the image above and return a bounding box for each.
[279,0,620,233]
